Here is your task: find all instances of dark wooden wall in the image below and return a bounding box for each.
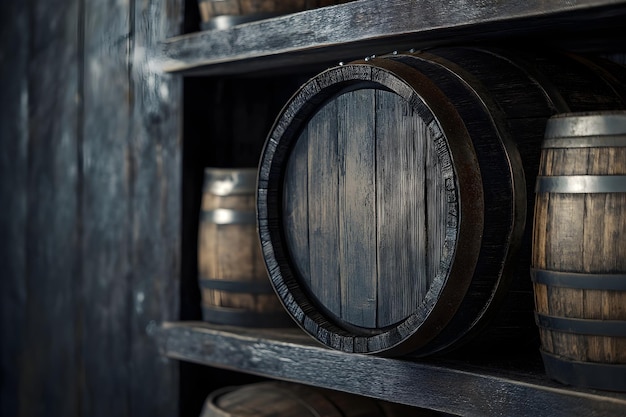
[0,1,183,416]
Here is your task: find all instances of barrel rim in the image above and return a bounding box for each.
[257,56,484,355]
[545,110,626,139]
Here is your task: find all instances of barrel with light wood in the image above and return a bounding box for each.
[197,0,352,30]
[200,381,441,417]
[532,111,626,391]
[198,168,293,327]
[257,47,626,356]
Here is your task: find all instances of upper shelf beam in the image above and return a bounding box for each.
[161,0,626,76]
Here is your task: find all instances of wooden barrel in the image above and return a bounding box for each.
[532,111,626,391]
[198,168,293,327]
[257,47,626,356]
[197,0,352,30]
[200,381,441,417]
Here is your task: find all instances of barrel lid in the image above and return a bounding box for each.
[203,168,257,195]
[258,56,488,356]
[544,111,626,143]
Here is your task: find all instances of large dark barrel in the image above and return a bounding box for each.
[200,381,440,417]
[198,168,292,327]
[257,47,626,356]
[532,111,626,391]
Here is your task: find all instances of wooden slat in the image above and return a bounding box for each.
[307,99,341,317]
[375,89,423,327]
[15,1,82,416]
[337,90,377,328]
[0,2,29,416]
[82,0,133,414]
[284,126,311,285]
[162,0,626,76]
[128,1,181,416]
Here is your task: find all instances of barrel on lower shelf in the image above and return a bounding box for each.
[197,0,353,30]
[532,111,626,392]
[200,381,442,417]
[257,47,626,356]
[198,168,293,328]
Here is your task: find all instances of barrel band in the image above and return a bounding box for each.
[203,168,257,196]
[202,209,256,225]
[545,112,626,139]
[536,313,626,337]
[542,135,626,149]
[531,269,626,290]
[535,175,626,193]
[202,306,293,327]
[199,277,275,294]
[540,350,626,392]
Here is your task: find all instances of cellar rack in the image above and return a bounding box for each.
[158,0,626,415]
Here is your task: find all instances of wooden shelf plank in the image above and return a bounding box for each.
[160,0,626,76]
[156,321,626,416]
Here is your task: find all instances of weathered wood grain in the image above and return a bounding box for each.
[0,0,183,414]
[128,1,182,415]
[283,126,311,286]
[0,1,29,416]
[307,97,341,317]
[11,1,82,416]
[199,380,437,417]
[163,0,626,76]
[81,0,134,414]
[157,322,626,417]
[375,89,424,328]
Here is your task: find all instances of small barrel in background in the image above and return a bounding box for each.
[532,111,626,391]
[200,381,444,417]
[198,168,293,327]
[197,0,353,30]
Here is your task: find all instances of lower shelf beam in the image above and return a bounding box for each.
[156,321,626,416]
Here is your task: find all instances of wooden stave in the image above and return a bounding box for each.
[257,48,626,356]
[531,111,626,391]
